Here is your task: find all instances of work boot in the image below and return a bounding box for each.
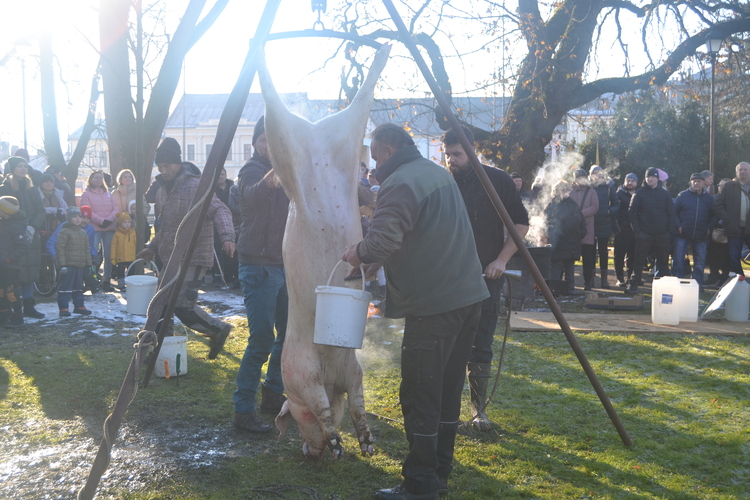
[101,278,114,293]
[23,298,45,319]
[583,279,593,291]
[208,322,232,360]
[467,362,493,431]
[233,411,272,433]
[600,276,610,289]
[260,384,287,415]
[6,309,24,328]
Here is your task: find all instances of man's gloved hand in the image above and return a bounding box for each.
[89,265,97,276]
[57,209,67,223]
[60,267,68,276]
[26,226,35,241]
[100,219,112,229]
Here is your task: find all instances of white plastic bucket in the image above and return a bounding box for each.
[725,275,749,322]
[652,277,680,325]
[677,279,700,322]
[314,261,373,349]
[155,336,188,378]
[125,259,159,315]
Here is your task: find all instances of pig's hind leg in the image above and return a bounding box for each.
[345,354,375,456]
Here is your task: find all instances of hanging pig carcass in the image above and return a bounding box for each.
[256,44,390,459]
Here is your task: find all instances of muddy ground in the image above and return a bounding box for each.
[0,286,292,499]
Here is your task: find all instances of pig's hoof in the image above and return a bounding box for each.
[359,432,375,456]
[328,434,344,459]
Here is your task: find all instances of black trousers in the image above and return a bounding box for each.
[400,302,481,495]
[614,229,636,281]
[468,278,502,365]
[632,233,671,286]
[581,244,596,283]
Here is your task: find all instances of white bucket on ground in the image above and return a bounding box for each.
[125,259,159,315]
[652,277,680,325]
[314,261,372,349]
[155,336,188,378]
[677,279,700,322]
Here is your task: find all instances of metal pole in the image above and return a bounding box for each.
[709,52,716,176]
[381,0,632,447]
[22,58,27,150]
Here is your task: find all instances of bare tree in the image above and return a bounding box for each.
[326,0,750,179]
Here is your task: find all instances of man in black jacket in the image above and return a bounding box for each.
[233,116,290,434]
[715,162,750,274]
[614,173,638,287]
[673,173,716,286]
[627,167,677,292]
[443,126,528,432]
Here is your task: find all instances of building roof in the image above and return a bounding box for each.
[165,93,513,137]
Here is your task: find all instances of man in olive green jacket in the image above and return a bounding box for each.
[344,123,488,500]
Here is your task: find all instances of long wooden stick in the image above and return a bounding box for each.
[381,0,633,448]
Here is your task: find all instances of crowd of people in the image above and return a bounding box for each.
[1,123,749,500]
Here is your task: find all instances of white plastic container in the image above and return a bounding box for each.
[651,277,680,325]
[314,261,372,349]
[155,336,188,378]
[125,259,159,315]
[725,275,750,322]
[677,279,700,322]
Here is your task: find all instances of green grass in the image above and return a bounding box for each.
[1,314,749,499]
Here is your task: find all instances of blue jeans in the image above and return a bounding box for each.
[234,264,288,414]
[672,237,708,285]
[727,231,750,275]
[94,230,115,278]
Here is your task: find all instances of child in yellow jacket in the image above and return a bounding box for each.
[111,212,136,287]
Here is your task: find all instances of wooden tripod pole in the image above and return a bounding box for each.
[381,0,633,448]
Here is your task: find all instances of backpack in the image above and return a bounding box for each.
[576,187,591,239]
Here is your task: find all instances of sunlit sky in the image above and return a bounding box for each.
[0,0,703,157]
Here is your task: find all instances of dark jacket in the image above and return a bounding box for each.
[236,152,289,266]
[0,176,45,283]
[714,180,750,238]
[452,164,529,270]
[629,181,676,236]
[545,197,582,261]
[228,184,242,234]
[674,187,717,240]
[56,222,93,268]
[593,179,619,238]
[616,186,635,234]
[0,210,29,272]
[357,145,489,318]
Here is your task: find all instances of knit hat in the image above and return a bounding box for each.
[12,148,30,162]
[573,168,588,179]
[0,196,20,215]
[66,206,82,221]
[625,173,638,183]
[154,137,182,165]
[40,173,56,185]
[117,212,132,225]
[128,200,137,212]
[45,165,62,175]
[589,165,603,175]
[80,205,93,218]
[510,172,522,179]
[700,169,713,178]
[252,115,265,145]
[4,156,28,176]
[645,167,659,178]
[690,172,705,181]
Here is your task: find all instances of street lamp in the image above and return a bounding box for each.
[705,30,722,176]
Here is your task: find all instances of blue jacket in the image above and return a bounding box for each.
[46,222,96,258]
[674,188,717,241]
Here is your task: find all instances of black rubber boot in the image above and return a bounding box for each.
[23,298,45,319]
[260,384,287,414]
[600,275,611,289]
[467,362,493,431]
[7,301,24,328]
